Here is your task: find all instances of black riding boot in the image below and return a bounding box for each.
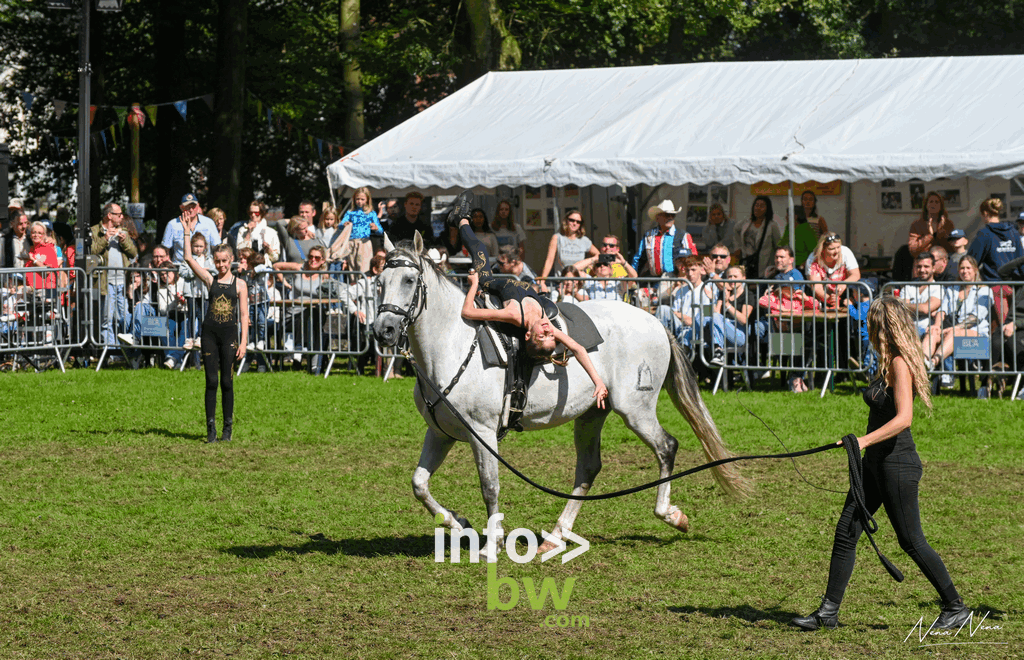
[933,598,971,630]
[792,596,841,630]
[221,418,233,443]
[206,419,218,444]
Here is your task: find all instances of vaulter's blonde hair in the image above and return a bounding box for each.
[867,296,932,410]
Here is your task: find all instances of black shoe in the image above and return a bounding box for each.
[792,596,840,630]
[206,419,218,444]
[221,419,233,443]
[933,598,971,630]
[710,347,725,367]
[446,191,474,228]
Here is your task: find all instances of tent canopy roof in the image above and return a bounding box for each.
[327,56,1024,195]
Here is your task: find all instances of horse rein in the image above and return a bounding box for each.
[376,255,427,335]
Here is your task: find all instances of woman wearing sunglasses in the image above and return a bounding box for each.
[808,233,861,309]
[274,245,331,375]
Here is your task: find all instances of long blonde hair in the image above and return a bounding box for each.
[867,296,932,409]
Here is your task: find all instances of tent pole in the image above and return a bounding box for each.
[787,182,795,254]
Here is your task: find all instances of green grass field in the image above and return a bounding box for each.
[0,369,1021,659]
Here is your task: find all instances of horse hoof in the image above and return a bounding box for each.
[538,539,561,554]
[667,508,689,532]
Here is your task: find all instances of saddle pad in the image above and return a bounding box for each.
[555,303,604,351]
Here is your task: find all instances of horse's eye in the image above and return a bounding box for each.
[404,276,415,285]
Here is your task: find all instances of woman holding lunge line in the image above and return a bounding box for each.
[182,210,248,443]
[792,296,970,632]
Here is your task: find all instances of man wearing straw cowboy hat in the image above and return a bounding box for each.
[632,199,698,304]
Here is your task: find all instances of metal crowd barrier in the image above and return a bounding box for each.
[639,276,874,396]
[9,261,1024,399]
[88,266,374,377]
[883,280,1023,398]
[0,267,88,373]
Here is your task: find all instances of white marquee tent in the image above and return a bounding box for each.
[327,55,1024,195]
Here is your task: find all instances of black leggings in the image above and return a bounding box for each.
[201,324,236,422]
[459,224,558,318]
[825,448,959,604]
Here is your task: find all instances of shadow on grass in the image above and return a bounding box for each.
[71,427,206,442]
[669,603,800,625]
[223,533,435,559]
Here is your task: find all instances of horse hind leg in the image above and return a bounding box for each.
[619,408,689,533]
[538,407,610,553]
[412,429,470,531]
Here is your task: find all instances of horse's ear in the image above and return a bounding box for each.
[413,230,424,255]
[383,233,396,253]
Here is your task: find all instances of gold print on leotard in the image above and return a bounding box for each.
[210,293,234,324]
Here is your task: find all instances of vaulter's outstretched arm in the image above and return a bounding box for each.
[460,269,521,325]
[553,328,608,408]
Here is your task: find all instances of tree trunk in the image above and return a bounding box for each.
[461,0,521,84]
[209,0,248,233]
[340,0,364,150]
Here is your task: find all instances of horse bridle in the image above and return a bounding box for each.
[376,254,427,335]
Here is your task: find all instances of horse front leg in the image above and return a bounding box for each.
[539,407,609,553]
[412,429,469,531]
[468,431,504,562]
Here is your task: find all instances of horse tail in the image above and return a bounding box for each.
[662,327,752,499]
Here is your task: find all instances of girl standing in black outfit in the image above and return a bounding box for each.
[182,212,248,443]
[793,296,970,631]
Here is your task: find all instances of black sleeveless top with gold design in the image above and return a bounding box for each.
[203,276,239,332]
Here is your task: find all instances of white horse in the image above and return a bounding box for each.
[374,233,749,557]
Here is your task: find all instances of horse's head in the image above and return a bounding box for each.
[373,231,429,346]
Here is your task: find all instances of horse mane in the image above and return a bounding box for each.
[388,244,463,296]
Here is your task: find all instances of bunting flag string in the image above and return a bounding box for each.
[20,86,344,165]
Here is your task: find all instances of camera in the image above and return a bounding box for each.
[597,253,615,266]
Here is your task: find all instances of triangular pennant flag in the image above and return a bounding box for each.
[110,125,118,149]
[145,105,158,126]
[89,105,97,125]
[316,138,323,158]
[286,122,292,138]
[20,91,34,112]
[202,94,214,111]
[276,114,282,130]
[53,136,60,152]
[99,131,107,152]
[266,108,272,130]
[256,100,263,119]
[307,134,314,153]
[115,106,128,125]
[54,100,67,120]
[174,100,187,121]
[130,105,146,128]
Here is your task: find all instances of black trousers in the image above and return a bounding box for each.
[825,446,959,605]
[201,323,236,422]
[459,225,557,318]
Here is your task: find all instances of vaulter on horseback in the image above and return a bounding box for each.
[448,192,608,408]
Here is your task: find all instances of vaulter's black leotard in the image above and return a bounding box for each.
[459,224,559,326]
[823,376,961,606]
[201,276,239,426]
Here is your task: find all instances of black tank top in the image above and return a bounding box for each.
[204,276,239,331]
[863,376,916,459]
